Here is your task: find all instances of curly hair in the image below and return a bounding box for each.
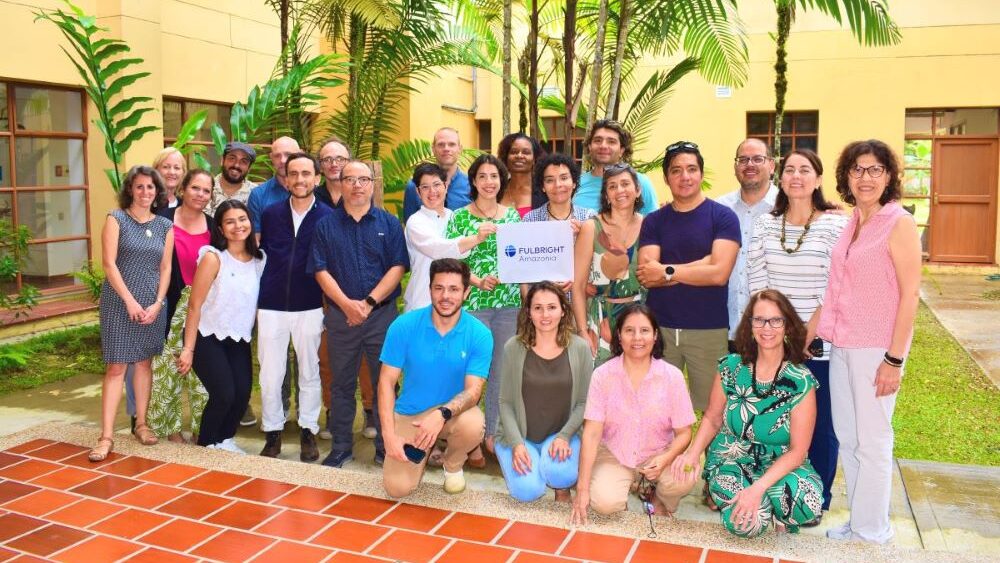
[468,153,510,202]
[834,139,902,206]
[118,165,167,211]
[733,289,807,366]
[516,282,576,348]
[497,133,545,171]
[532,152,581,200]
[584,119,633,167]
[609,304,665,360]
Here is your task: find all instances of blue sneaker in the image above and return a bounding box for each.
[321,449,353,468]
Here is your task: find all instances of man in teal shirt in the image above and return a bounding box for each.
[572,119,659,215]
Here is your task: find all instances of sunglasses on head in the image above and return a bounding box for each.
[665,141,699,154]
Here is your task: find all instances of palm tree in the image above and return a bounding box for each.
[771,0,901,158]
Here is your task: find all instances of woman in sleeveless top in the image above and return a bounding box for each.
[177,200,266,453]
[497,133,546,218]
[572,164,645,363]
[91,166,173,462]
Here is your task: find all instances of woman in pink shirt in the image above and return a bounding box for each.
[570,304,695,525]
[816,140,921,544]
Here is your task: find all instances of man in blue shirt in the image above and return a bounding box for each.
[309,160,409,468]
[247,136,300,232]
[402,128,471,222]
[572,120,659,215]
[379,258,492,498]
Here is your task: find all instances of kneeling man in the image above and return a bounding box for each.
[379,258,493,497]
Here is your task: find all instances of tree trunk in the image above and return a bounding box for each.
[502,0,512,136]
[518,48,529,133]
[528,0,541,138]
[347,15,367,156]
[563,0,578,155]
[773,1,793,163]
[584,0,608,163]
[605,0,630,121]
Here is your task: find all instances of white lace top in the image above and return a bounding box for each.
[196,246,266,342]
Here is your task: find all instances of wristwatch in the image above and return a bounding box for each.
[364,295,378,308]
[437,406,453,421]
[663,265,675,282]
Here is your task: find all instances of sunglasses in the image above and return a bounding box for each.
[665,141,699,154]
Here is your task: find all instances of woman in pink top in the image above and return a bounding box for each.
[149,169,215,443]
[816,140,921,544]
[571,304,695,525]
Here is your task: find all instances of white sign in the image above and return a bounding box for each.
[715,85,732,98]
[496,221,574,283]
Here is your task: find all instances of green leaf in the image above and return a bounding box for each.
[192,151,212,171]
[93,42,130,62]
[104,71,151,99]
[111,107,155,137]
[116,125,159,154]
[104,168,122,193]
[108,96,153,119]
[173,109,209,149]
[210,124,228,155]
[98,57,144,82]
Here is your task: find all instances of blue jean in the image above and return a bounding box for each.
[495,434,580,502]
[469,307,518,437]
[806,358,838,511]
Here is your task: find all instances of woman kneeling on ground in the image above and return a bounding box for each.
[571,304,695,524]
[496,282,593,502]
[672,289,823,537]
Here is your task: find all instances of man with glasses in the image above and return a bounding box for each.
[636,141,740,413]
[248,136,302,233]
[208,141,257,215]
[402,128,471,222]
[309,160,409,468]
[572,120,659,215]
[316,136,351,208]
[716,138,779,349]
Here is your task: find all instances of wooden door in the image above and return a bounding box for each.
[930,138,998,263]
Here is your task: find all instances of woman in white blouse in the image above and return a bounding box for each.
[747,148,848,518]
[177,200,266,453]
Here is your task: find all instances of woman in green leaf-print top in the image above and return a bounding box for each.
[445,154,522,455]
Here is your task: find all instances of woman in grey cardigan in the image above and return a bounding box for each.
[496,282,594,502]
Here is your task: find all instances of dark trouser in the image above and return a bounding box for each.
[325,304,394,454]
[193,334,252,447]
[806,358,838,511]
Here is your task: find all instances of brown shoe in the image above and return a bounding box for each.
[88,437,114,462]
[260,431,281,457]
[133,424,158,446]
[300,428,319,462]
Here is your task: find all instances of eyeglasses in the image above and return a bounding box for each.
[320,156,349,166]
[735,155,771,167]
[665,141,699,154]
[849,165,886,179]
[418,180,445,191]
[750,316,786,329]
[342,176,373,187]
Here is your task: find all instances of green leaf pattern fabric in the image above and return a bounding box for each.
[148,286,207,437]
[445,207,522,311]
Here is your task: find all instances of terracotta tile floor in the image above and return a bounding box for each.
[0,440,798,562]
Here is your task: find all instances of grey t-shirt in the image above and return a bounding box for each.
[522,348,573,443]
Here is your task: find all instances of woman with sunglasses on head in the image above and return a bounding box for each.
[497,133,547,218]
[571,304,695,525]
[572,164,645,363]
[671,289,823,537]
[445,154,522,456]
[746,149,848,519]
[496,283,592,503]
[816,140,921,544]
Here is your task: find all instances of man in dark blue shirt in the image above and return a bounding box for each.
[402,128,471,222]
[308,161,409,468]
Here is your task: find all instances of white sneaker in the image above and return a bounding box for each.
[443,469,466,494]
[826,522,852,540]
[318,428,332,440]
[219,438,247,455]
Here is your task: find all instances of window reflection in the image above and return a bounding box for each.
[14,87,83,133]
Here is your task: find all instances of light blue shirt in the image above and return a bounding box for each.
[247,177,290,232]
[380,306,493,415]
[716,184,779,339]
[572,169,659,216]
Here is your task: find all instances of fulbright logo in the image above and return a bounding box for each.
[505,244,565,262]
[504,245,517,257]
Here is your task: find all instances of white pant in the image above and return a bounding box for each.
[257,308,324,433]
[829,346,899,544]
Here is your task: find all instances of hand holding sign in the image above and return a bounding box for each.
[496,221,574,283]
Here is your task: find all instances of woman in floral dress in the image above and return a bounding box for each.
[672,289,823,537]
[445,153,522,454]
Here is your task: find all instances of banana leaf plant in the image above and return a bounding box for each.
[34,0,159,193]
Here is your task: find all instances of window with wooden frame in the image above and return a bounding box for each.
[540,117,586,164]
[746,111,819,155]
[163,97,233,172]
[0,81,91,295]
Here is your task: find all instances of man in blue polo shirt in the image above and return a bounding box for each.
[309,160,409,468]
[402,128,471,222]
[379,258,492,498]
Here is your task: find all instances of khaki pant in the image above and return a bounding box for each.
[382,406,485,499]
[589,445,694,515]
[660,327,728,411]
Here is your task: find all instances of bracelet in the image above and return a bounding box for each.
[883,352,904,367]
[882,357,903,368]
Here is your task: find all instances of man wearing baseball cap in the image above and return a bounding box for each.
[208,141,258,215]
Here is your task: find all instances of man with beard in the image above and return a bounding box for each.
[715,138,778,348]
[378,258,492,498]
[247,136,301,232]
[309,160,408,468]
[402,128,470,222]
[208,141,257,215]
[315,136,351,209]
[256,153,333,462]
[572,120,659,215]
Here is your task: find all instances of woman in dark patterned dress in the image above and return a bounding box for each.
[91,166,174,462]
[671,289,823,537]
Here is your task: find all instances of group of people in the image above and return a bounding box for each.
[93,120,920,545]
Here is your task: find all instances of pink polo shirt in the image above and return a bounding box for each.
[818,201,911,350]
[584,356,696,469]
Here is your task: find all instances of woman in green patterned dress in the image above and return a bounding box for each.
[572,164,645,363]
[671,289,823,537]
[445,153,522,455]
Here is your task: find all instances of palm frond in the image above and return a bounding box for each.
[794,0,901,46]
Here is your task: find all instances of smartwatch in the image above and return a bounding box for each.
[664,265,675,282]
[364,295,378,308]
[437,406,453,421]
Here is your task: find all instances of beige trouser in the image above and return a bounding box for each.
[382,406,485,499]
[589,445,694,515]
[660,327,729,411]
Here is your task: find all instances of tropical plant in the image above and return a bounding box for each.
[771,0,901,158]
[72,262,105,303]
[0,220,41,323]
[34,0,160,193]
[379,139,484,217]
